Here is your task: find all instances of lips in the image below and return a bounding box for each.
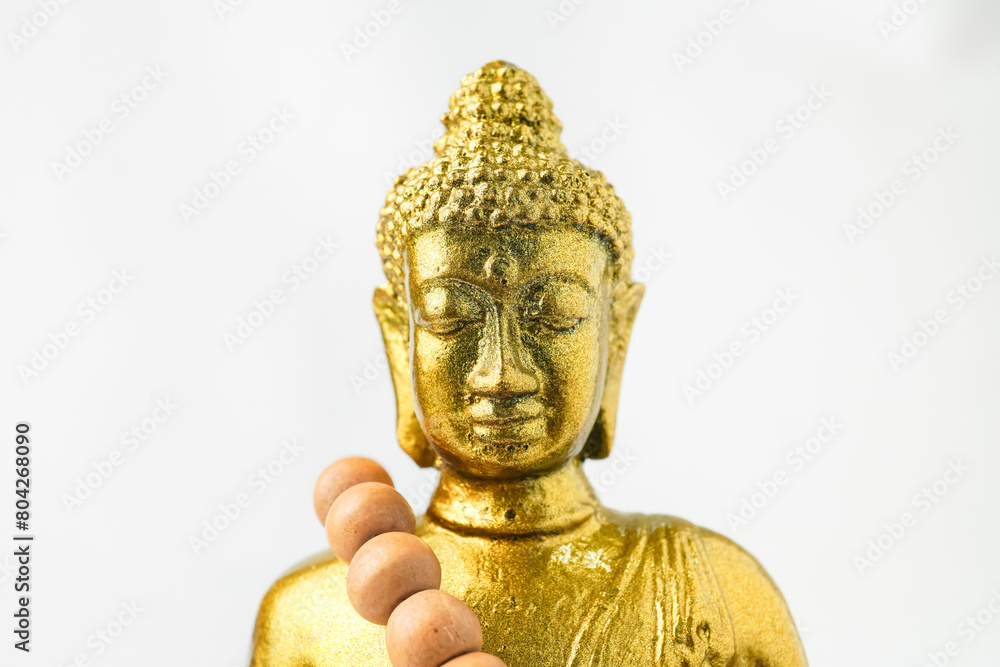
[467,401,542,425]
[472,422,541,447]
[471,414,539,426]
[467,405,544,443]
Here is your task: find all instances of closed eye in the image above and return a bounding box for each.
[413,280,487,336]
[525,315,584,333]
[422,318,478,335]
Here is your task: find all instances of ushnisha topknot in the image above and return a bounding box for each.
[376,60,634,308]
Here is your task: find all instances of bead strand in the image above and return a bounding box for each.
[314,457,507,667]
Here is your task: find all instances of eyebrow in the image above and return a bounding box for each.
[414,277,483,294]
[521,273,596,296]
[415,273,597,299]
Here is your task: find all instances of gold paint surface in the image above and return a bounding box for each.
[251,61,807,666]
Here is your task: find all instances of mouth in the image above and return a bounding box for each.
[469,413,543,445]
[471,414,539,427]
[465,397,546,446]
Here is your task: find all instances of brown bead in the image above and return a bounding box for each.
[440,652,507,666]
[326,482,416,563]
[346,532,441,625]
[385,590,483,667]
[313,457,393,525]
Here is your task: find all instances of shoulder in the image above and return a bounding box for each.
[695,527,809,666]
[251,551,387,667]
[251,551,344,665]
[695,526,780,590]
[605,512,807,665]
[256,549,347,621]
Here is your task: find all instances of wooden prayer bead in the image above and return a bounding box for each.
[439,652,507,666]
[313,457,393,524]
[346,532,442,625]
[385,589,483,667]
[326,482,416,563]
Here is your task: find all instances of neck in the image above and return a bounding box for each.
[426,458,601,537]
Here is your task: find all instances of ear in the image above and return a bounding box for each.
[373,283,438,468]
[581,281,645,460]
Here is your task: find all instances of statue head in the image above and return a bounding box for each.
[373,61,644,478]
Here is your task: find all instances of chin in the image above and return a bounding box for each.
[433,428,575,479]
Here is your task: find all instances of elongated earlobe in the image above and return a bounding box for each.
[581,281,644,460]
[373,284,438,468]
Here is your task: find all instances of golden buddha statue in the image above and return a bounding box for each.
[251,61,808,666]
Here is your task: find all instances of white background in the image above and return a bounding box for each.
[2,0,999,665]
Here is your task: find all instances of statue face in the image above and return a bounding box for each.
[405,227,613,478]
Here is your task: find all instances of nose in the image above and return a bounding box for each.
[468,309,539,399]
